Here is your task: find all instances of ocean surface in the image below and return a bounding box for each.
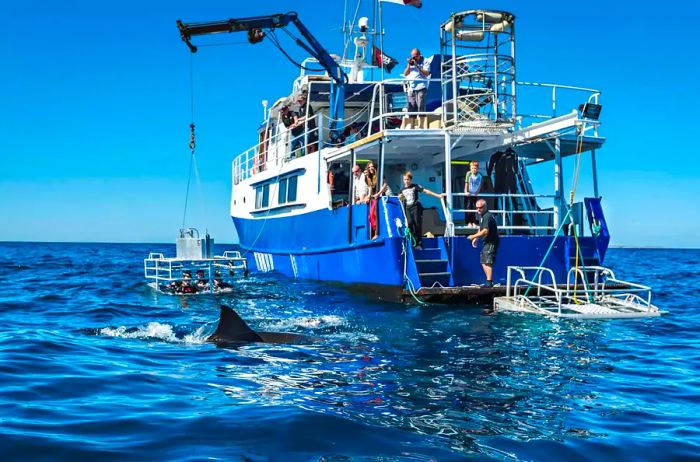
[0,242,698,461]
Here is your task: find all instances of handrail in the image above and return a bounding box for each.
[452,192,557,233]
[440,196,455,237]
[232,113,323,184]
[516,81,601,126]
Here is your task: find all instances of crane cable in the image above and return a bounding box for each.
[182,54,197,229]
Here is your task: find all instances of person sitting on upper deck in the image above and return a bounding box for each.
[352,164,370,204]
[293,91,318,154]
[399,171,445,249]
[464,160,485,227]
[403,48,431,115]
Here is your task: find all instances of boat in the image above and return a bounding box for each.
[175,6,612,302]
[144,228,248,295]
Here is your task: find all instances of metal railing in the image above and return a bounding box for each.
[515,82,601,129]
[232,113,324,184]
[368,77,444,135]
[505,265,657,317]
[144,251,248,294]
[451,192,558,232]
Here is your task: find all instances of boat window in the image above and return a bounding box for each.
[278,178,288,204]
[255,184,270,209]
[277,175,298,205]
[287,175,298,202]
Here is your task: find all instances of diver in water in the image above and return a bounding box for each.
[179,272,198,294]
[195,269,210,292]
[213,270,232,291]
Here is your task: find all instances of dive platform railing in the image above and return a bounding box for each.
[494,266,661,319]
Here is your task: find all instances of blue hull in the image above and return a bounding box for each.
[233,197,610,289]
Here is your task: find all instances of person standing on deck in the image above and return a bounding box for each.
[464,160,485,226]
[293,91,317,154]
[352,165,369,204]
[468,199,500,287]
[403,48,431,114]
[400,171,445,249]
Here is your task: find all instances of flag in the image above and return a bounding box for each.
[380,0,422,8]
[372,46,399,73]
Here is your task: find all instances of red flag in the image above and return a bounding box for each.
[380,0,422,8]
[372,46,399,73]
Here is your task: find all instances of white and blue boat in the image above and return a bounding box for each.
[177,6,608,301]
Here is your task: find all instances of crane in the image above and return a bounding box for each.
[177,12,347,141]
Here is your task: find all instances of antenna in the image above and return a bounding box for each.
[261,99,269,119]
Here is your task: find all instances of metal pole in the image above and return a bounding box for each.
[554,137,564,229]
[511,20,516,121]
[451,17,458,127]
[591,148,599,198]
[348,148,356,243]
[493,33,499,121]
[444,131,453,212]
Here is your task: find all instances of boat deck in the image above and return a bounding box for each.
[401,282,630,304]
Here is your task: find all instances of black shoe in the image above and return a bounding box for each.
[479,281,493,288]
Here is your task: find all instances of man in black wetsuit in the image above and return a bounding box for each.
[468,199,499,287]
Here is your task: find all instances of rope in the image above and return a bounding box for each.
[523,208,572,297]
[267,31,325,72]
[397,206,427,305]
[181,54,197,229]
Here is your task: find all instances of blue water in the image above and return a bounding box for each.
[1,242,699,461]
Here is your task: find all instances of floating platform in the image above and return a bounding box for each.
[401,282,629,304]
[492,266,663,319]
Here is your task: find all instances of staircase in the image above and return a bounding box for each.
[412,237,453,287]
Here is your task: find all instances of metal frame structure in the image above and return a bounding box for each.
[494,266,662,319]
[144,251,248,294]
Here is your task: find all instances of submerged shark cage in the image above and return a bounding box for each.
[494,266,662,319]
[440,10,516,129]
[144,251,248,294]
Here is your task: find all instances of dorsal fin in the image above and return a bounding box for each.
[209,305,263,343]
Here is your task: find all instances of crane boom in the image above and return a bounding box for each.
[177,12,346,139]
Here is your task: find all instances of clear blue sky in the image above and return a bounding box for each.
[2,0,698,247]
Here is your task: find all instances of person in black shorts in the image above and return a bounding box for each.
[468,199,499,287]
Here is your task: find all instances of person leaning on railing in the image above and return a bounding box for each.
[281,105,302,157]
[403,48,431,114]
[399,171,445,250]
[293,90,317,154]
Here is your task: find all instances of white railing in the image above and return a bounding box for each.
[144,251,248,294]
[505,265,657,317]
[232,113,324,184]
[516,82,601,129]
[368,77,444,135]
[451,192,558,232]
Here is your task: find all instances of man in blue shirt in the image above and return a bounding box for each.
[403,48,431,114]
